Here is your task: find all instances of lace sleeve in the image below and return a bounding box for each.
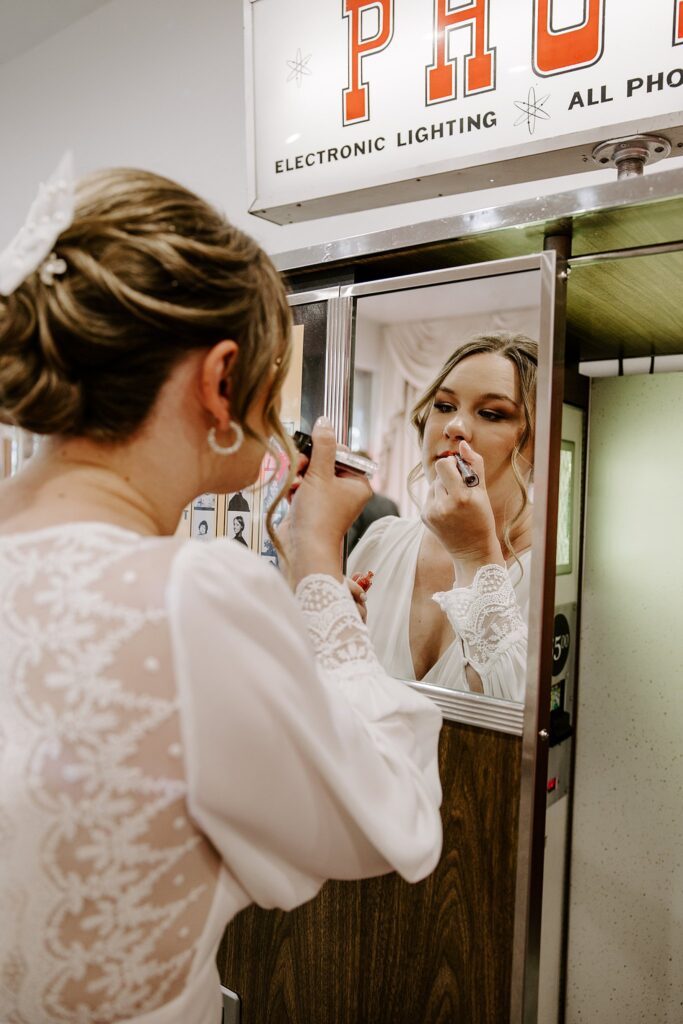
[295,574,380,678]
[295,574,442,774]
[169,547,443,905]
[433,564,527,698]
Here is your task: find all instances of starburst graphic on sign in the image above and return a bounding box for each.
[286,48,312,87]
[513,87,551,135]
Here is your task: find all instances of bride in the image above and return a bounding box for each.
[348,333,536,702]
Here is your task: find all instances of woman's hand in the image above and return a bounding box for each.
[351,570,374,593]
[422,440,505,586]
[285,418,372,585]
[346,576,368,623]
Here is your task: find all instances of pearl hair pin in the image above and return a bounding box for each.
[39,253,68,286]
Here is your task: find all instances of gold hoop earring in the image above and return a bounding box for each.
[207,423,244,456]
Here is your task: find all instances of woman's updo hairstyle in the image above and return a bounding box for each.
[0,168,292,444]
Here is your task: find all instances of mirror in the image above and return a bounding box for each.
[347,268,545,709]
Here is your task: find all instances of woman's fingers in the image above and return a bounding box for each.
[458,440,486,487]
[305,419,337,478]
[286,418,373,572]
[346,576,368,623]
[433,454,461,494]
[351,570,374,592]
[284,453,309,503]
[422,444,501,564]
[432,444,485,495]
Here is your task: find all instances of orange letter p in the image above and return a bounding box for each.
[343,0,394,125]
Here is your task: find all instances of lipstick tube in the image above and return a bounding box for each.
[453,452,479,487]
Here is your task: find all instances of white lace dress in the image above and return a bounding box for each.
[347,517,529,701]
[0,523,443,1024]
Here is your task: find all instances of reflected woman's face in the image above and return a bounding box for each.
[421,353,532,505]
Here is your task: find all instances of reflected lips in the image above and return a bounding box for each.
[436,451,480,488]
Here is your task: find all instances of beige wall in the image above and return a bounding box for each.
[566,373,683,1022]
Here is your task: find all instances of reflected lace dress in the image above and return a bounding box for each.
[0,524,442,1024]
[348,516,529,700]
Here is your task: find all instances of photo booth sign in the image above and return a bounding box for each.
[245,0,683,223]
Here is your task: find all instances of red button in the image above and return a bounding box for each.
[547,777,558,793]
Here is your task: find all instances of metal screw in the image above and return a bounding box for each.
[591,134,671,177]
[539,729,549,742]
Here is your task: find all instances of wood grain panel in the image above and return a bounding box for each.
[567,251,683,361]
[218,722,522,1024]
[571,198,683,256]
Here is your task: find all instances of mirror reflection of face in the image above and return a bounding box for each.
[422,353,532,510]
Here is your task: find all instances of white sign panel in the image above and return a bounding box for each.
[245,0,683,223]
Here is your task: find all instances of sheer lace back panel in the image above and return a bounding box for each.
[0,527,220,1024]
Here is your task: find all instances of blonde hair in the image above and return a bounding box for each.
[409,332,537,560]
[0,167,296,546]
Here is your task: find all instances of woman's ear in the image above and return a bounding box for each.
[199,340,239,429]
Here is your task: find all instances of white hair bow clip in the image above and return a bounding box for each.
[0,151,75,297]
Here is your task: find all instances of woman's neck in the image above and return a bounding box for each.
[0,436,193,537]
[497,502,533,560]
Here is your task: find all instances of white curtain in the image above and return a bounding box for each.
[374,310,539,517]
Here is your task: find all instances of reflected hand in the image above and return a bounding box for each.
[351,570,374,593]
[422,440,504,585]
[346,576,368,623]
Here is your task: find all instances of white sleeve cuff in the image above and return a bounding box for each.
[433,563,526,668]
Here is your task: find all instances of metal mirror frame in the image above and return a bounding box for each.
[287,255,564,1021]
[304,254,556,736]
